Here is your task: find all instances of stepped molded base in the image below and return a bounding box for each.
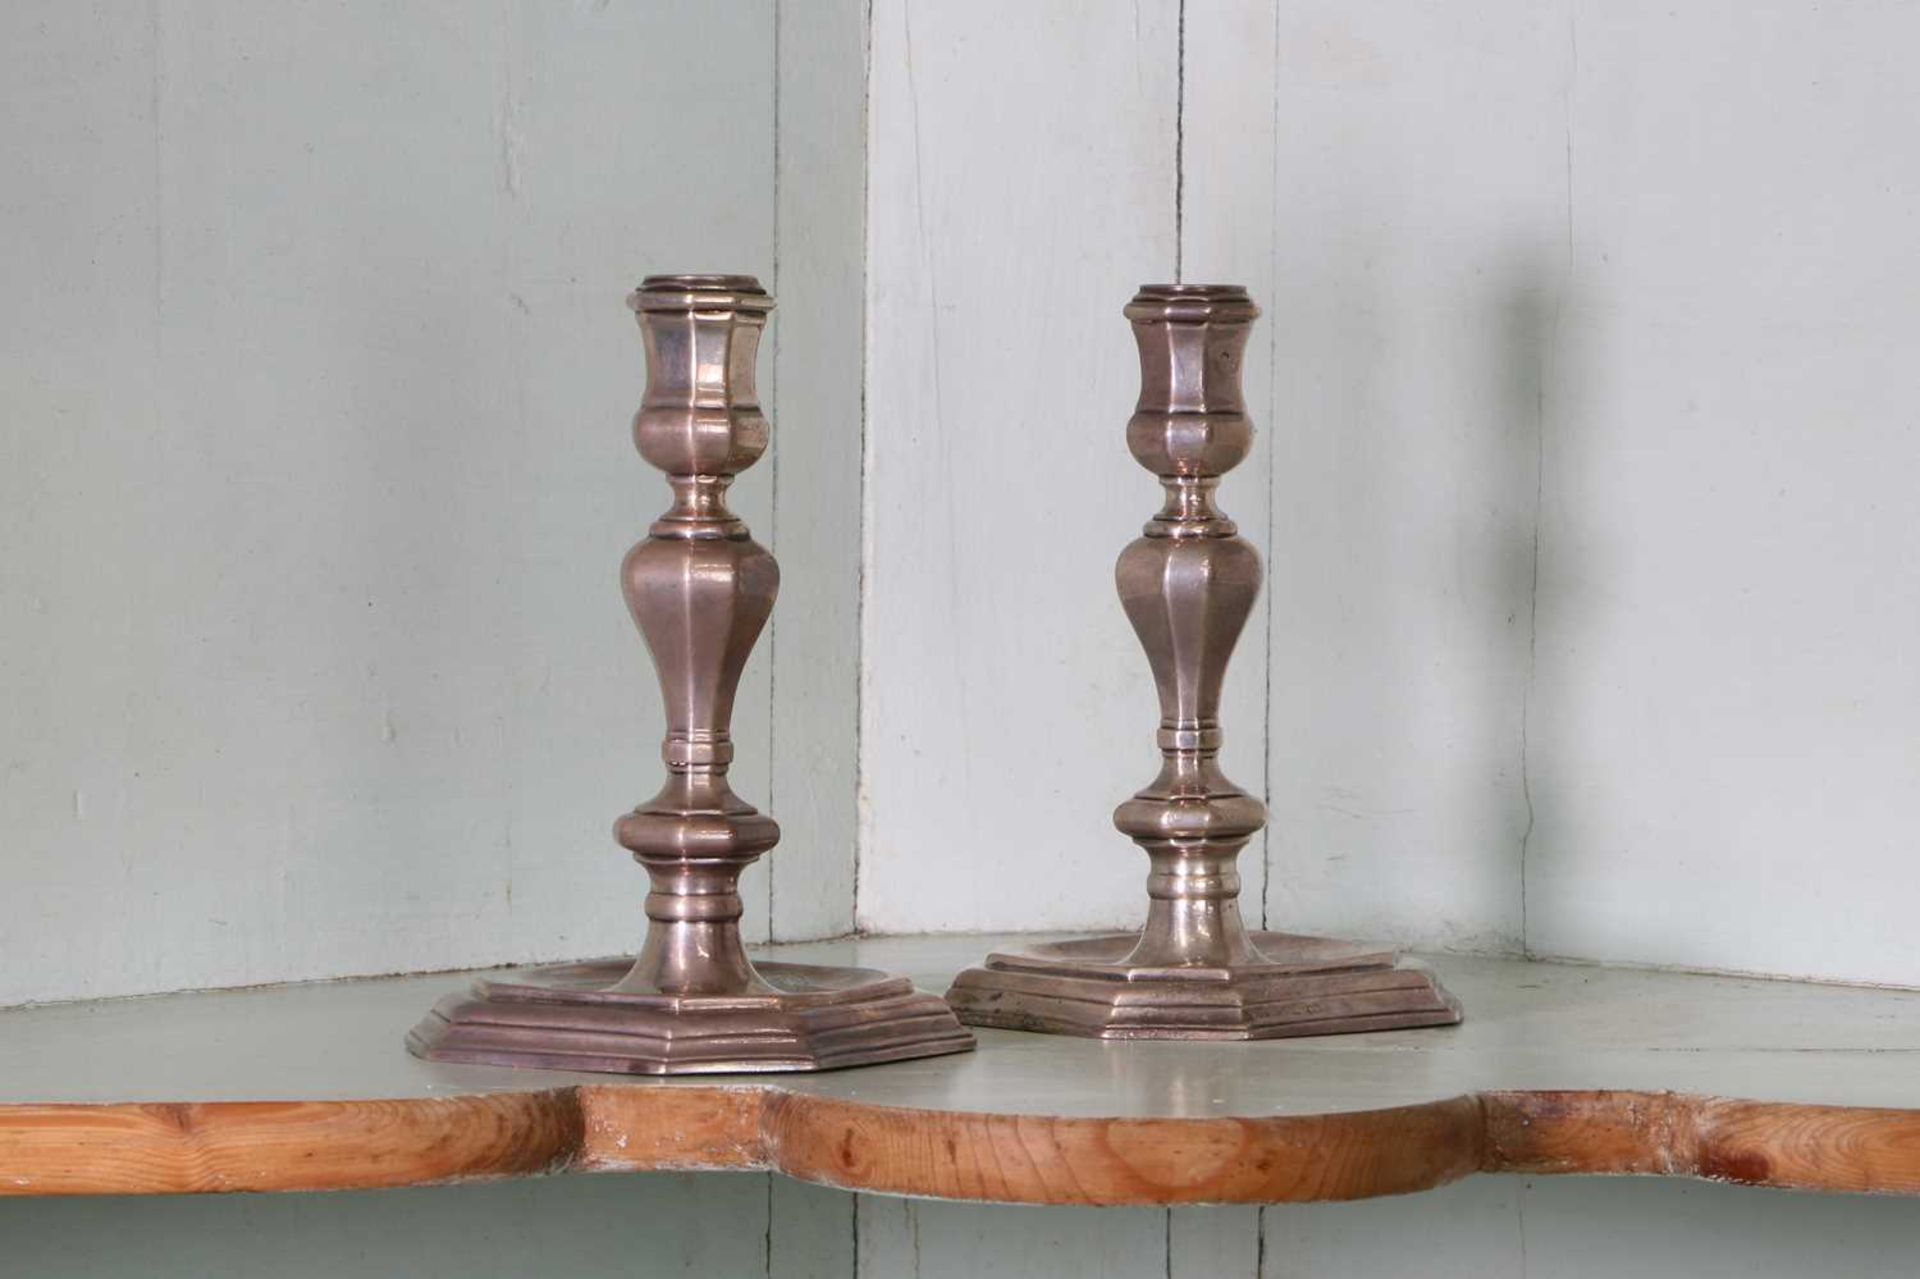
[409,959,976,1075]
[945,932,1463,1040]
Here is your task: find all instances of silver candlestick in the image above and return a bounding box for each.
[410,275,974,1073]
[946,283,1463,1040]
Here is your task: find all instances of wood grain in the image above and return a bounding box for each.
[759,1093,1485,1205]
[0,1095,581,1196]
[9,1087,1920,1203]
[1485,1091,1920,1197]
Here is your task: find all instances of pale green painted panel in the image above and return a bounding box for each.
[771,1179,856,1279]
[856,1195,1169,1279]
[0,1174,769,1279]
[0,0,780,1004]
[1262,1176,1920,1278]
[1518,1178,1920,1279]
[1172,1205,1262,1276]
[1263,1177,1524,1279]
[11,1174,1920,1277]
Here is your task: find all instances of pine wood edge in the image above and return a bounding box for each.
[4,1088,1919,1202]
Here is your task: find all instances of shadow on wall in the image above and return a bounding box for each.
[1267,238,1581,956]
[1497,244,1599,964]
[1493,251,1573,959]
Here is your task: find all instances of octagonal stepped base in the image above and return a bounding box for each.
[945,932,1463,1040]
[409,959,975,1075]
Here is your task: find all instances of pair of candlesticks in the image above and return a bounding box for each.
[407,275,1461,1074]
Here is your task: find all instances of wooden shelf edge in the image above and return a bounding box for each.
[5,1087,1919,1203]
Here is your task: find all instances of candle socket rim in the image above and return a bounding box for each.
[630,274,772,314]
[1133,282,1250,299]
[1125,284,1260,325]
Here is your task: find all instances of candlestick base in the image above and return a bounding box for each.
[410,959,975,1075]
[945,933,1462,1040]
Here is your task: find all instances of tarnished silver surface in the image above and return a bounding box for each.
[946,285,1462,1040]
[411,275,972,1073]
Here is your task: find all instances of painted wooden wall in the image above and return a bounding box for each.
[860,0,1920,986]
[845,3,1920,1270]
[0,0,861,1006]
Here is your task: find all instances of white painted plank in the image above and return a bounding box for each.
[860,0,1182,935]
[1525,0,1920,984]
[1261,0,1567,954]
[1181,0,1281,927]
[769,0,868,942]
